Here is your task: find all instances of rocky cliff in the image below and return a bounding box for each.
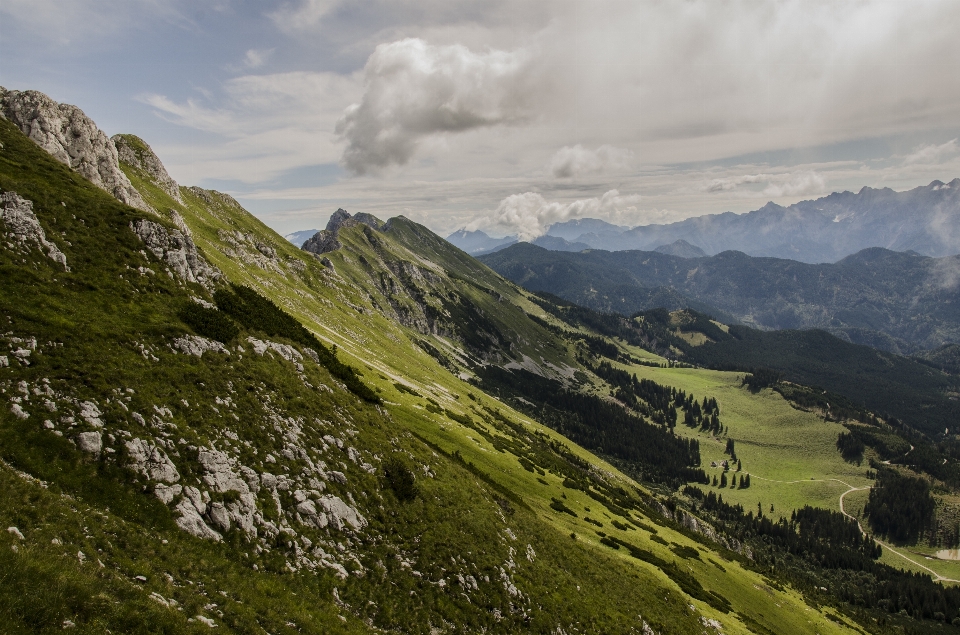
[0,87,151,213]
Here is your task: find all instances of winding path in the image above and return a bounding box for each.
[750,474,959,583]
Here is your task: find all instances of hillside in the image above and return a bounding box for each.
[2,88,959,634]
[480,242,960,353]
[539,182,960,263]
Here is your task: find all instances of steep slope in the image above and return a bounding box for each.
[558,181,960,262]
[481,242,960,353]
[5,88,959,634]
[0,91,888,635]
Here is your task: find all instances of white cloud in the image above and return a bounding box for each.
[470,189,641,241]
[335,38,539,175]
[268,0,339,34]
[903,139,959,165]
[0,0,194,47]
[549,144,634,178]
[701,171,826,198]
[138,71,362,183]
[243,49,273,69]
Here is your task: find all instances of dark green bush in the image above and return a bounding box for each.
[382,456,418,502]
[215,284,380,403]
[178,302,239,343]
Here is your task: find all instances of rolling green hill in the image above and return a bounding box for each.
[2,90,959,634]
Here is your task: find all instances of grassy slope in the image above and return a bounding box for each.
[0,115,871,633]
[613,341,960,583]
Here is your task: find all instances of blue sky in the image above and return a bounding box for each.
[3,0,960,239]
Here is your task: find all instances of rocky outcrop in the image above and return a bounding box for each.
[112,134,183,203]
[130,219,221,289]
[173,335,230,357]
[0,87,151,213]
[0,191,69,270]
[125,437,180,483]
[301,208,385,256]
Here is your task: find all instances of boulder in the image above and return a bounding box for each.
[76,431,102,454]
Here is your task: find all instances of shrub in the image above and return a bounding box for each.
[178,302,238,343]
[382,456,418,502]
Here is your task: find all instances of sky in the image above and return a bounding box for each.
[2,0,960,240]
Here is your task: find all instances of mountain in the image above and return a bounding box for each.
[4,86,960,634]
[445,228,516,255]
[558,183,960,263]
[285,229,321,247]
[544,218,630,242]
[530,235,591,252]
[480,242,960,353]
[654,239,707,258]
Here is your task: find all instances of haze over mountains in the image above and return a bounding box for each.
[447,183,960,263]
[480,243,960,355]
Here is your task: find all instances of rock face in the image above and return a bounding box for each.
[173,335,229,357]
[0,87,151,213]
[0,191,69,270]
[125,438,180,483]
[112,134,183,203]
[130,219,221,289]
[301,208,385,256]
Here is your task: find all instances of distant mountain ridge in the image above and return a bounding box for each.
[445,228,517,255]
[480,242,960,354]
[548,181,960,263]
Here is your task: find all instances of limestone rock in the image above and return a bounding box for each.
[172,335,229,357]
[79,401,103,427]
[174,498,221,541]
[76,431,102,454]
[0,191,69,270]
[301,208,384,256]
[125,437,180,483]
[154,483,182,505]
[318,494,366,531]
[130,219,221,289]
[0,87,151,213]
[197,449,258,536]
[112,134,183,203]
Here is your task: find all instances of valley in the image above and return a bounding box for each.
[1,86,959,634]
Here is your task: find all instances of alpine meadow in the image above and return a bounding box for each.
[2,2,960,634]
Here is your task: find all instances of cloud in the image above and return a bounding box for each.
[335,38,537,175]
[268,0,339,34]
[470,189,641,241]
[0,0,191,46]
[138,71,362,183]
[243,49,273,69]
[549,144,634,178]
[903,139,959,165]
[701,171,826,198]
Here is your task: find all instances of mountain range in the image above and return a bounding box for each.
[480,242,960,354]
[446,183,960,264]
[3,86,960,634]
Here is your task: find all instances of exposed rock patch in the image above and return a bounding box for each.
[0,87,151,213]
[130,219,221,289]
[173,335,230,357]
[112,134,183,203]
[302,208,385,256]
[125,437,180,484]
[1,191,69,270]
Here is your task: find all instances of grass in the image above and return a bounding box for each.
[0,113,891,633]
